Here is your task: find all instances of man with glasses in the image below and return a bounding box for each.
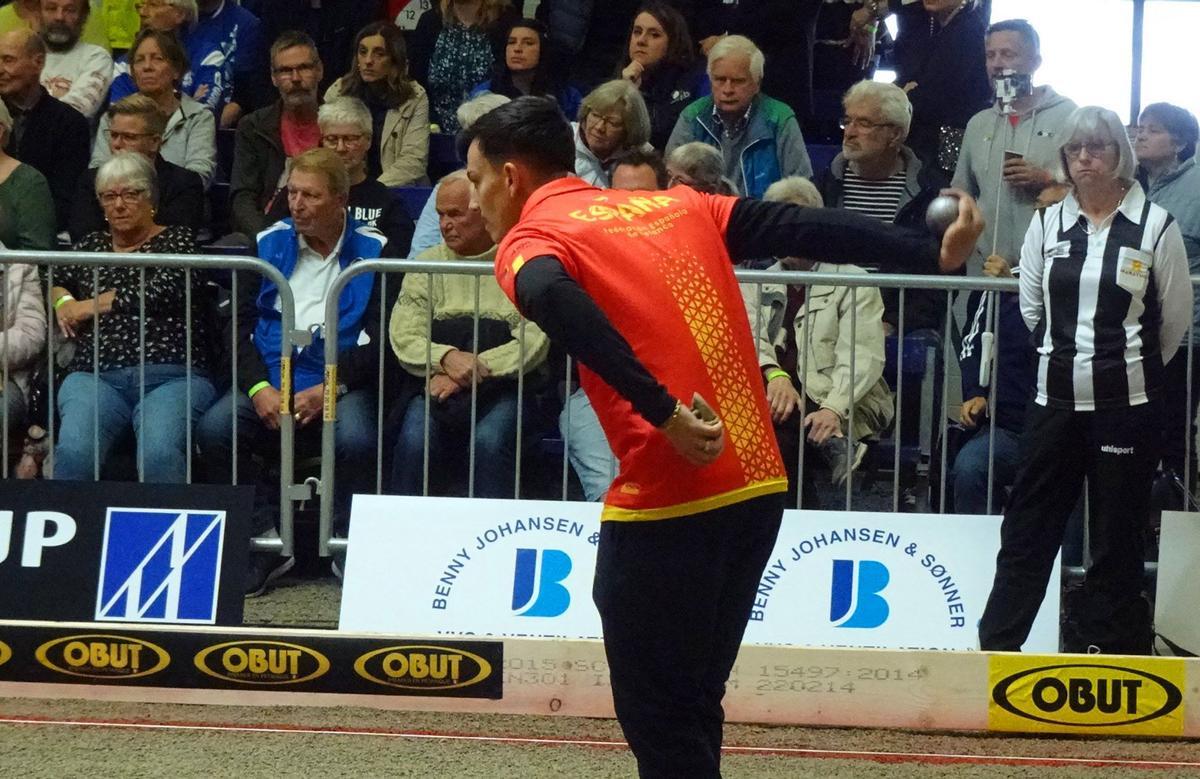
[38,0,113,119]
[666,34,811,198]
[68,93,205,242]
[230,30,324,238]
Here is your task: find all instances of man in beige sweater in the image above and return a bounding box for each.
[389,170,549,497]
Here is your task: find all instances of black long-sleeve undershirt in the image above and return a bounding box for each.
[513,197,947,428]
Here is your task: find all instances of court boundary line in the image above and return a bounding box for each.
[0,714,1194,769]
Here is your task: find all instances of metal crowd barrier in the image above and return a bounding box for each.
[0,250,302,557]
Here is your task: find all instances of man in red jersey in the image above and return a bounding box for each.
[461,97,983,778]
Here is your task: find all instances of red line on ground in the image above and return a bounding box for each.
[0,714,1194,770]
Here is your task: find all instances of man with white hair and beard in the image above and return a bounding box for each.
[38,0,111,119]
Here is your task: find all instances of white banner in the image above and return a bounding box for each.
[1154,511,1200,655]
[341,497,1059,652]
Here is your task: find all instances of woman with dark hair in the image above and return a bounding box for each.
[1135,102,1200,485]
[617,2,708,151]
[471,19,582,119]
[326,22,430,187]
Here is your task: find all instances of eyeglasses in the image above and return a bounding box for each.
[272,62,318,78]
[104,130,157,144]
[840,116,893,131]
[1064,141,1116,159]
[322,133,366,148]
[98,189,147,207]
[588,113,625,131]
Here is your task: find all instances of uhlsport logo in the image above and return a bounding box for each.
[36,634,170,679]
[0,639,10,668]
[194,640,330,685]
[511,548,571,617]
[354,644,493,691]
[829,559,890,628]
[989,657,1186,736]
[95,508,226,623]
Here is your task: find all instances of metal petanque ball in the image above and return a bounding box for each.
[925,194,961,236]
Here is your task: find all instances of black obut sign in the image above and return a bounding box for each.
[0,481,252,625]
[0,624,502,699]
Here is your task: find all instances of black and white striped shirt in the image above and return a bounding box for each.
[1019,184,1193,410]
[842,168,908,222]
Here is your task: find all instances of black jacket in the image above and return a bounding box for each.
[69,156,206,243]
[230,101,286,238]
[5,89,90,231]
[639,62,708,151]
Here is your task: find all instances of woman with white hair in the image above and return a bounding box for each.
[574,80,653,187]
[979,106,1193,656]
[50,152,216,483]
[266,97,414,256]
[107,0,233,116]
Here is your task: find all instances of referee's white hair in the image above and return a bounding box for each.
[1054,106,1138,186]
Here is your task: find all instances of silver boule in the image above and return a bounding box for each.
[925,194,961,236]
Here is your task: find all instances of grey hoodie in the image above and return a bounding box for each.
[951,86,1077,272]
[1146,157,1200,339]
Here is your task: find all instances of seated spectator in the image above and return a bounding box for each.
[1136,102,1200,485]
[248,0,385,95]
[267,97,414,256]
[890,0,990,177]
[0,28,89,230]
[744,175,893,491]
[666,35,812,198]
[471,19,581,121]
[50,153,216,482]
[325,22,429,187]
[70,94,206,243]
[409,0,519,133]
[92,28,217,187]
[0,0,109,50]
[38,0,113,119]
[574,79,652,187]
[109,0,234,117]
[411,91,510,258]
[0,99,54,250]
[389,170,549,497]
[199,147,390,596]
[610,147,667,190]
[0,237,44,437]
[665,141,735,194]
[617,2,709,151]
[952,255,1035,514]
[193,0,268,128]
[230,30,324,238]
[815,80,945,332]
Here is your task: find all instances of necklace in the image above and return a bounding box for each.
[930,0,968,35]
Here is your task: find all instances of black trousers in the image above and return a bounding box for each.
[593,493,785,779]
[979,402,1159,653]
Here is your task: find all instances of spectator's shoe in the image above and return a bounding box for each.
[245,552,295,598]
[820,438,868,487]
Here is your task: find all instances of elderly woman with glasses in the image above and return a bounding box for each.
[93,27,217,187]
[979,106,1193,656]
[575,80,653,187]
[50,152,216,483]
[267,97,414,256]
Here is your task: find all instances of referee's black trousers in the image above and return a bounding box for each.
[593,492,785,779]
[979,402,1159,653]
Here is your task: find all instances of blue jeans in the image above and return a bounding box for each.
[391,392,521,498]
[54,364,216,483]
[559,387,618,502]
[951,426,1021,514]
[197,387,378,534]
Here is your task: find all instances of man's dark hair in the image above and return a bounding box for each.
[612,147,668,188]
[270,30,320,66]
[1140,102,1200,161]
[457,95,575,175]
[986,19,1040,57]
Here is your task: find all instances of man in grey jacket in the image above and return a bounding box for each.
[951,19,1076,274]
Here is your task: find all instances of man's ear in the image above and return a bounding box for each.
[502,160,520,196]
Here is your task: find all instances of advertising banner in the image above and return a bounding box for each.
[341,498,1059,652]
[0,481,252,625]
[1154,511,1200,655]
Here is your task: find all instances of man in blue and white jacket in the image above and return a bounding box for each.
[199,147,394,595]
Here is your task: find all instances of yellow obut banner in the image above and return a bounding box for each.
[35,634,171,680]
[194,640,331,686]
[989,655,1185,736]
[0,639,11,668]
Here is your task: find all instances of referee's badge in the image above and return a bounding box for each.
[1116,247,1152,295]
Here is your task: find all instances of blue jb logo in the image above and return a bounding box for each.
[829,559,890,628]
[511,548,571,617]
[95,509,226,624]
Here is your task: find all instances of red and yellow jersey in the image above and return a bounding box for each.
[496,177,787,521]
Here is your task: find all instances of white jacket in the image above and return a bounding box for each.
[0,259,47,400]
